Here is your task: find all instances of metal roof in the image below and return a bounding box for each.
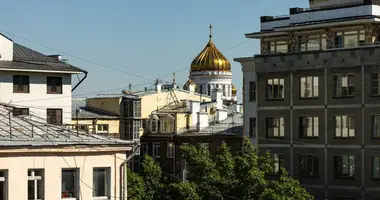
[72,99,119,119]
[0,43,85,73]
[0,104,132,148]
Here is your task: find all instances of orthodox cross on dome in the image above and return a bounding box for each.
[209,24,212,40]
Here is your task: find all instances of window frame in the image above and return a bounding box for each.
[299,116,319,138]
[334,155,355,178]
[266,117,285,138]
[249,117,256,138]
[181,159,189,181]
[269,153,284,175]
[153,142,160,158]
[266,78,285,100]
[299,76,319,99]
[13,75,30,93]
[46,109,63,125]
[28,169,44,200]
[46,76,63,94]
[97,124,109,133]
[372,156,380,180]
[167,142,175,158]
[13,107,29,117]
[371,72,380,96]
[141,143,148,156]
[298,155,319,177]
[92,167,111,199]
[0,170,8,200]
[334,115,355,138]
[372,115,380,139]
[249,81,256,102]
[61,168,79,200]
[333,74,355,98]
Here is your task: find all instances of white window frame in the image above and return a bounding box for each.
[153,142,160,158]
[181,160,189,181]
[0,170,7,200]
[92,167,111,199]
[61,169,79,200]
[150,117,158,133]
[160,118,174,133]
[97,124,109,133]
[167,142,175,158]
[28,169,43,200]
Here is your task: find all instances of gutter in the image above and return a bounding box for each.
[121,143,140,200]
[72,71,88,92]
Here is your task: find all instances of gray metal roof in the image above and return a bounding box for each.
[72,99,119,119]
[0,104,132,148]
[0,43,85,73]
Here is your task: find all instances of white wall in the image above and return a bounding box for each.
[0,35,13,61]
[0,151,125,200]
[0,71,73,124]
[240,60,257,145]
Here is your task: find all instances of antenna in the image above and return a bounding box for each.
[128,83,132,93]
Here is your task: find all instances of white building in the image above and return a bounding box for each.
[0,33,87,124]
[0,104,135,200]
[184,24,237,101]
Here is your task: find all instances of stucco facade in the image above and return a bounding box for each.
[0,147,127,200]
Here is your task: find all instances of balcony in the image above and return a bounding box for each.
[253,42,380,73]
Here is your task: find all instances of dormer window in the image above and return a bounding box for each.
[150,115,159,133]
[160,116,175,133]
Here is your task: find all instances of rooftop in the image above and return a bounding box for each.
[0,104,132,148]
[72,99,119,119]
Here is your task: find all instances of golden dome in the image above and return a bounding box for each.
[183,78,197,90]
[232,84,237,96]
[190,24,231,72]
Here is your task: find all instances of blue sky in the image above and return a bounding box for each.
[0,0,308,101]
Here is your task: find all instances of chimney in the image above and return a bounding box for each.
[196,111,208,131]
[48,55,62,61]
[188,84,195,93]
[189,101,200,127]
[211,88,223,109]
[155,78,162,92]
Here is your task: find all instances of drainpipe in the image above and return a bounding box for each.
[122,143,140,200]
[72,71,88,92]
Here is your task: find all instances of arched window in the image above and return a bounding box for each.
[150,115,159,133]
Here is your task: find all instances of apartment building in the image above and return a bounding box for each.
[0,33,86,124]
[0,104,135,200]
[234,0,380,199]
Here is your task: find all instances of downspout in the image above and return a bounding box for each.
[72,71,88,92]
[121,143,140,200]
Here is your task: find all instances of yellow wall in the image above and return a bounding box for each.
[86,97,121,115]
[71,119,119,135]
[141,90,210,119]
[175,113,190,133]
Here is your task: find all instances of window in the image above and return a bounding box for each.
[153,142,160,158]
[298,34,327,51]
[266,78,284,100]
[299,116,319,138]
[47,76,62,94]
[93,168,110,198]
[333,75,354,97]
[372,156,380,179]
[271,154,284,175]
[161,118,174,133]
[141,143,148,155]
[372,73,380,96]
[61,169,79,199]
[199,143,209,150]
[334,155,355,178]
[299,155,319,177]
[0,171,7,200]
[334,115,355,138]
[28,169,44,200]
[249,117,256,138]
[167,142,175,158]
[97,124,109,133]
[133,120,140,140]
[151,118,158,133]
[124,100,133,118]
[13,107,29,117]
[249,81,256,101]
[124,120,140,140]
[334,30,365,48]
[13,75,29,93]
[182,159,189,181]
[266,117,284,138]
[46,109,62,125]
[133,101,141,118]
[372,116,380,138]
[268,40,289,53]
[300,76,319,98]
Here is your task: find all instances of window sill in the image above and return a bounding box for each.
[299,97,319,100]
[47,92,63,94]
[13,91,29,94]
[299,137,319,139]
[265,98,285,101]
[332,96,355,99]
[266,137,285,139]
[333,137,355,139]
[62,198,77,200]
[334,176,355,180]
[299,175,319,178]
[93,197,110,200]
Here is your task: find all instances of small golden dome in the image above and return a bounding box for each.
[190,24,231,72]
[232,84,237,96]
[183,78,197,90]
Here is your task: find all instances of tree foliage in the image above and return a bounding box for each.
[127,137,313,200]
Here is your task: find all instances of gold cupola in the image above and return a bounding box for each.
[190,24,231,72]
[232,84,237,96]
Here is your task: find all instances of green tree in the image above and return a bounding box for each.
[168,182,200,200]
[127,169,146,200]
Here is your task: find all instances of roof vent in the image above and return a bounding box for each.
[48,55,62,61]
